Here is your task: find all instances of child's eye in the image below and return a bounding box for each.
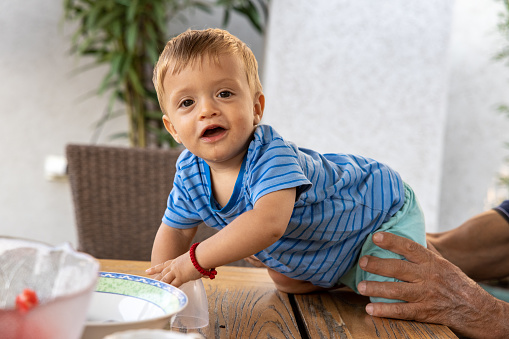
[180,99,194,108]
[218,91,232,98]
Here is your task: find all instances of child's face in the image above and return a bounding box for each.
[161,53,264,168]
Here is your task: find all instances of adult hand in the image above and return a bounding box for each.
[357,232,507,338]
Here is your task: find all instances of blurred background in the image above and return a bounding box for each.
[1,0,508,247]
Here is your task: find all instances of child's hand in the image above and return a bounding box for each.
[146,252,203,287]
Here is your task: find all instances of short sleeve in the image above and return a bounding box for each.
[162,171,203,230]
[246,130,312,203]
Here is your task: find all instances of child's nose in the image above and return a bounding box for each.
[199,98,219,119]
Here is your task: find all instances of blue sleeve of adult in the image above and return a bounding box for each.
[493,200,509,224]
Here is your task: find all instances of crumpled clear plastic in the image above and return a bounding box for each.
[0,237,99,339]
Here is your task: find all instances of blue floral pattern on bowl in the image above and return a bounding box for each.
[96,272,187,314]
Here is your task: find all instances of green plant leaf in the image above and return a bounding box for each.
[147,43,161,65]
[146,89,159,101]
[111,20,123,38]
[95,7,122,30]
[145,110,164,119]
[77,35,98,54]
[98,73,116,95]
[222,8,231,27]
[127,67,145,95]
[110,52,125,75]
[193,1,213,13]
[234,1,263,33]
[119,54,133,76]
[126,23,138,52]
[109,132,130,140]
[85,3,103,32]
[153,1,167,32]
[93,108,126,130]
[115,0,131,6]
[126,0,139,22]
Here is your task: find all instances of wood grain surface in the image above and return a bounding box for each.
[294,288,458,339]
[202,276,301,338]
[99,260,457,339]
[99,260,301,338]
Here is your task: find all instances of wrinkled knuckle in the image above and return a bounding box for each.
[392,304,407,318]
[406,240,420,253]
[386,287,402,300]
[435,256,454,271]
[395,260,407,273]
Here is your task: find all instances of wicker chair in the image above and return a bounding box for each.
[66,144,250,266]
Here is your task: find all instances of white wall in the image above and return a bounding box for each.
[263,0,509,232]
[263,0,452,232]
[0,0,508,246]
[439,0,509,230]
[0,1,126,246]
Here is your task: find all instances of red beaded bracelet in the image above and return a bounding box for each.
[189,242,217,279]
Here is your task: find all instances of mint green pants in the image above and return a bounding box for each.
[338,182,427,303]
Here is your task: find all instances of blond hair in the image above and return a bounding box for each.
[153,28,262,115]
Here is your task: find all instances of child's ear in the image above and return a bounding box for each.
[162,115,182,144]
[253,93,265,125]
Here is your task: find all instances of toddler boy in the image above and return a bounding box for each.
[147,28,426,302]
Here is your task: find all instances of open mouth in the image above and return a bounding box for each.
[202,126,226,138]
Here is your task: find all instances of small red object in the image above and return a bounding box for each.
[15,288,39,313]
[190,242,217,280]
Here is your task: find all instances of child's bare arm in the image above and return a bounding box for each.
[150,222,198,267]
[195,187,296,268]
[147,187,296,286]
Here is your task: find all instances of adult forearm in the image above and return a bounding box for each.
[428,210,509,280]
[445,279,509,338]
[473,298,509,339]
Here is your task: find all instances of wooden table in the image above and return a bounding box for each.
[99,259,458,339]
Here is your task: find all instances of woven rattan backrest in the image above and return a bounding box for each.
[66,144,183,261]
[66,144,252,266]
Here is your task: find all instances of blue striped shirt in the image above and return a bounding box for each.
[163,124,405,287]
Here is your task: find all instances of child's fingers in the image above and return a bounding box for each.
[145,265,160,275]
[146,261,170,275]
[151,273,163,281]
[160,270,176,285]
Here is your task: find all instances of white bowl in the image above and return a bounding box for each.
[82,272,188,339]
